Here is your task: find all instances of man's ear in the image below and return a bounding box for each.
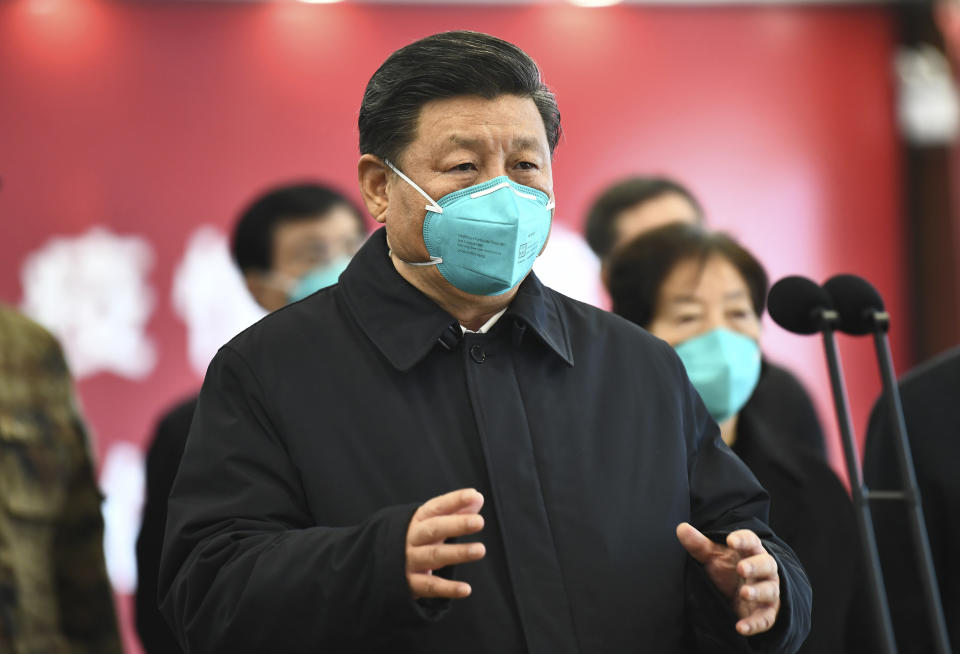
[358,154,390,224]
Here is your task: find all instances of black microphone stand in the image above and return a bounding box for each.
[819,311,898,654]
[867,312,953,654]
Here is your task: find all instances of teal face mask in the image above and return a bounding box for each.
[385,160,554,296]
[287,255,352,303]
[674,328,762,424]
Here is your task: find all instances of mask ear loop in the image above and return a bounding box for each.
[383,159,443,266]
[384,159,443,214]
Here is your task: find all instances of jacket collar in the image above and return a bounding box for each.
[338,228,574,371]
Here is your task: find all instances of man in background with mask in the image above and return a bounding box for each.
[159,32,811,653]
[135,182,366,654]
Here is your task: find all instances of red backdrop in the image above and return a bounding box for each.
[0,1,906,651]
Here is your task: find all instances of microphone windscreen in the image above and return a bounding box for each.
[822,274,886,335]
[768,276,834,334]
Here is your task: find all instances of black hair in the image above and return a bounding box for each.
[607,223,768,329]
[230,183,364,273]
[584,176,705,260]
[358,31,561,164]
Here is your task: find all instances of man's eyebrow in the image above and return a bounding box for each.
[511,136,543,151]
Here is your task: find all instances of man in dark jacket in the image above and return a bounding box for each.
[158,31,811,653]
[135,183,366,653]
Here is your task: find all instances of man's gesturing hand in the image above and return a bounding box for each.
[406,488,486,599]
[676,523,781,636]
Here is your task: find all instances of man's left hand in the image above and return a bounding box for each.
[676,522,781,636]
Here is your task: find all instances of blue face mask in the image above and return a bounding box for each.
[287,255,352,303]
[674,328,762,424]
[385,160,554,296]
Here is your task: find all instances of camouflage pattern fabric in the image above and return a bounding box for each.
[0,306,122,654]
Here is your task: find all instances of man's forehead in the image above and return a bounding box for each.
[441,134,545,151]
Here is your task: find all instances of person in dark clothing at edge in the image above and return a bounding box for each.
[158,31,812,653]
[584,176,827,460]
[134,183,367,653]
[863,346,960,654]
[607,223,879,654]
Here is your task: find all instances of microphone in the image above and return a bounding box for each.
[768,274,897,654]
[822,274,890,334]
[821,274,953,654]
[768,275,836,334]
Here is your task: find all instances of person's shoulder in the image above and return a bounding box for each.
[146,394,199,467]
[223,285,343,355]
[546,287,655,337]
[0,305,72,383]
[0,304,48,337]
[885,345,960,438]
[900,345,960,395]
[758,360,811,397]
[156,394,200,434]
[0,304,63,359]
[543,287,679,361]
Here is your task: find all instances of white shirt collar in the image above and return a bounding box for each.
[461,307,508,335]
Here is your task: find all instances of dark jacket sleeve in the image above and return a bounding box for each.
[158,346,434,653]
[682,376,812,654]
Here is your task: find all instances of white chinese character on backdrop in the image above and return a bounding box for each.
[20,227,156,379]
[172,225,266,377]
[99,440,144,594]
[533,223,603,307]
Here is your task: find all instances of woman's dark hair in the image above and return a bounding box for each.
[358,31,561,164]
[607,223,768,328]
[231,182,364,274]
[584,176,704,260]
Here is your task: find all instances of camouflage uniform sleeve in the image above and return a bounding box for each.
[49,343,124,654]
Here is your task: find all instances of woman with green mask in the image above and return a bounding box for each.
[607,222,879,654]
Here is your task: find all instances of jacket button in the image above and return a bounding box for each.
[469,345,486,363]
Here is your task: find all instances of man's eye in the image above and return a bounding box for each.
[450,163,477,172]
[515,161,538,170]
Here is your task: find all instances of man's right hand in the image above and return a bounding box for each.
[406,488,486,599]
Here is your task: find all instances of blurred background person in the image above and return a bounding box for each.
[863,343,960,654]
[860,2,960,651]
[585,176,827,460]
[134,182,367,654]
[0,305,122,653]
[584,176,704,285]
[607,223,877,654]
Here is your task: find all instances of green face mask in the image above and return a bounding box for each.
[287,255,352,303]
[674,328,762,424]
[384,160,554,296]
